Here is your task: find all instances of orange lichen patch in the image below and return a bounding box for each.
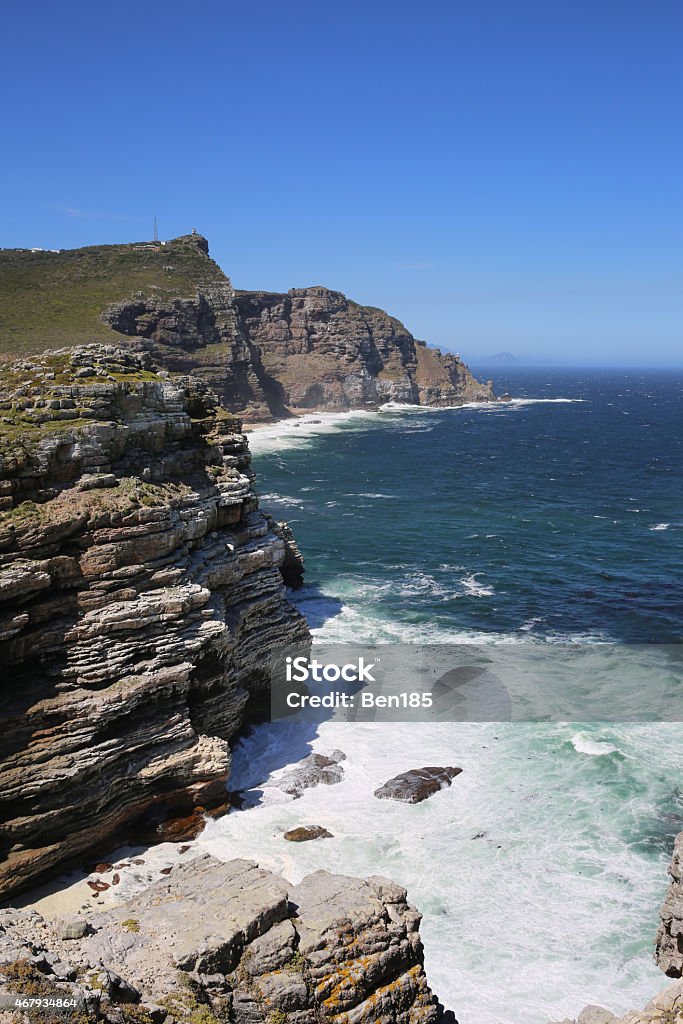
[317,953,376,1008]
[326,964,427,1023]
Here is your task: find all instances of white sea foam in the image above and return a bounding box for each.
[258,493,305,507]
[248,398,585,456]
[194,718,671,1024]
[460,573,495,597]
[247,409,378,454]
[570,732,620,756]
[650,523,670,531]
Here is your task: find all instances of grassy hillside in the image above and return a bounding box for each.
[0,234,222,358]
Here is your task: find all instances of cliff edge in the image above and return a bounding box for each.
[0,345,308,898]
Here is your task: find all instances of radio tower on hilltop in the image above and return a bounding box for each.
[153,216,159,242]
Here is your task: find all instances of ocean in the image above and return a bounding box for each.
[198,368,683,1024]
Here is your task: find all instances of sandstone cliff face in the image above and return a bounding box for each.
[99,237,277,422]
[0,346,308,899]
[0,855,449,1024]
[234,286,495,416]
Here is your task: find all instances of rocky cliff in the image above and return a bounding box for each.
[1,234,495,422]
[0,345,308,899]
[0,854,450,1024]
[232,287,494,417]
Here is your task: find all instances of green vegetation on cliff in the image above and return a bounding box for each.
[0,234,221,357]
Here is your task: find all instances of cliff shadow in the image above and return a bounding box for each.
[288,584,343,631]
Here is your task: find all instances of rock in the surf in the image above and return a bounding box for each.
[374,766,462,804]
[283,825,333,842]
[268,750,346,799]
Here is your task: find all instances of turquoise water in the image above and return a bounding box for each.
[201,370,683,1023]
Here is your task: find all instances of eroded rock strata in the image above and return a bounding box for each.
[232,286,495,416]
[0,854,448,1024]
[0,346,308,899]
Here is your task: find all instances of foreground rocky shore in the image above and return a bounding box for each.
[0,854,450,1024]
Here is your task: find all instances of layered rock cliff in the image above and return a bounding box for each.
[1,234,495,422]
[0,855,450,1024]
[0,345,308,899]
[232,286,494,416]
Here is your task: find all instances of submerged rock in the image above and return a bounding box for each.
[374,766,463,804]
[283,825,333,842]
[268,750,346,800]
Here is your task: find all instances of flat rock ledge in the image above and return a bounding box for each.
[0,853,451,1024]
[374,767,463,804]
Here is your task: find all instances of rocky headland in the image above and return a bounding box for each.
[1,230,680,1023]
[0,234,495,422]
[0,231,481,1020]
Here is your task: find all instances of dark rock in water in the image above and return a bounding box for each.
[268,750,346,799]
[374,766,463,804]
[94,863,114,874]
[283,825,333,842]
[87,880,110,892]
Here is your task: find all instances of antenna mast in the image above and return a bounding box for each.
[153,216,159,242]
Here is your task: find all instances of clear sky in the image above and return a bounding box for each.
[1,0,681,365]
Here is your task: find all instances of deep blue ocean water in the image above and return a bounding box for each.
[255,368,683,645]
[201,369,683,1024]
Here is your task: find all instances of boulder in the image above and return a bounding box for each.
[374,766,463,803]
[283,826,333,842]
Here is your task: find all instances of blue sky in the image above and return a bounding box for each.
[1,0,681,364]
